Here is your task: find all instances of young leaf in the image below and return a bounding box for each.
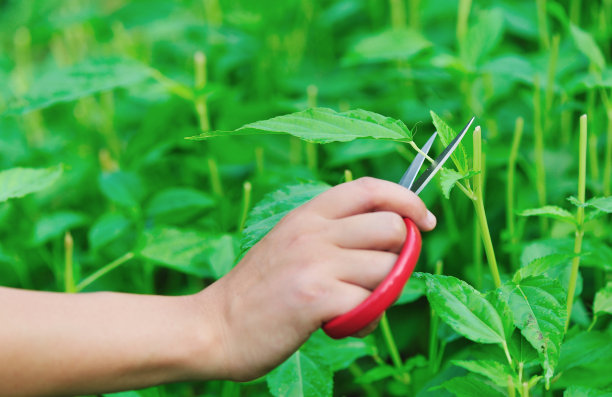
[342,28,431,65]
[501,275,566,386]
[0,165,63,203]
[355,364,397,384]
[140,227,223,277]
[31,211,88,245]
[3,58,151,116]
[304,330,374,372]
[417,273,507,345]
[570,24,606,72]
[241,182,330,255]
[188,108,413,143]
[430,111,468,174]
[517,206,576,224]
[146,187,215,220]
[437,374,506,397]
[99,171,144,208]
[593,282,612,315]
[88,213,132,251]
[451,360,514,387]
[585,196,612,213]
[266,349,332,397]
[512,253,576,282]
[437,168,477,199]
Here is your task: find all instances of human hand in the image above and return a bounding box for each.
[192,177,436,381]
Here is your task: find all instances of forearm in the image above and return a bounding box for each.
[0,287,221,397]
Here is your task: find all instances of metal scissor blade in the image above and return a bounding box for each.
[399,132,437,190]
[411,116,476,195]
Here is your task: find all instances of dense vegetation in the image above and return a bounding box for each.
[1,0,612,395]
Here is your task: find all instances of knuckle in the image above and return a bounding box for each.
[382,212,407,245]
[292,275,329,305]
[354,177,383,208]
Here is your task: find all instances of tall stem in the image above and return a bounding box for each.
[604,108,612,196]
[566,115,588,330]
[195,51,210,132]
[64,232,76,293]
[238,181,252,233]
[76,252,135,292]
[380,313,407,382]
[389,0,407,29]
[428,260,443,372]
[507,117,524,269]
[473,126,502,288]
[456,0,472,45]
[533,78,548,233]
[536,0,549,50]
[208,157,224,197]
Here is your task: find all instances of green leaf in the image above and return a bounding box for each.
[342,28,431,65]
[241,182,330,255]
[517,206,576,224]
[3,58,151,116]
[99,171,144,208]
[266,348,332,397]
[188,108,413,143]
[430,111,468,174]
[512,253,576,282]
[146,187,215,220]
[460,9,505,68]
[451,360,514,387]
[501,275,566,386]
[564,386,612,397]
[437,168,476,199]
[0,165,63,203]
[395,277,426,305]
[437,374,506,397]
[204,234,238,279]
[31,211,88,245]
[88,213,132,251]
[570,24,606,72]
[417,273,507,345]
[585,196,612,213]
[594,282,612,315]
[140,227,221,277]
[304,330,374,372]
[356,365,397,384]
[558,331,612,373]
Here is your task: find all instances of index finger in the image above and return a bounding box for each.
[304,177,437,231]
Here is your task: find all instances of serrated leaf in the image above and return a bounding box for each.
[437,168,476,199]
[205,234,238,279]
[241,182,330,255]
[518,206,576,224]
[594,282,612,315]
[585,196,612,213]
[31,211,88,245]
[3,58,151,116]
[266,349,332,397]
[430,111,468,174]
[437,374,506,397]
[564,386,612,397]
[485,290,515,342]
[342,28,430,65]
[0,165,63,203]
[140,228,220,277]
[188,108,413,143]
[395,277,426,305]
[417,273,507,345]
[304,330,374,372]
[558,331,612,373]
[570,24,606,72]
[88,213,132,251]
[451,360,514,387]
[501,275,566,386]
[512,253,576,282]
[356,364,397,384]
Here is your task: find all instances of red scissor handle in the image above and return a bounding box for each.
[322,218,422,339]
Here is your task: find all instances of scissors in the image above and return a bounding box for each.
[323,116,476,339]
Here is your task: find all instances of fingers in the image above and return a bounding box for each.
[321,282,371,323]
[328,211,407,252]
[304,177,437,231]
[331,249,398,290]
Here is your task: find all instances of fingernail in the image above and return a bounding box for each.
[425,211,437,229]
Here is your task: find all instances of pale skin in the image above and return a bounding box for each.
[0,177,436,397]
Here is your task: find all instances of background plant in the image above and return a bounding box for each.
[1,0,612,396]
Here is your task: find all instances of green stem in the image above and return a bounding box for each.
[428,261,443,372]
[473,216,482,289]
[587,314,598,332]
[507,117,524,269]
[544,34,559,136]
[603,104,612,196]
[208,157,224,197]
[255,147,265,175]
[380,313,406,382]
[570,0,582,24]
[587,89,599,182]
[76,252,135,292]
[344,169,353,182]
[566,114,588,330]
[507,375,517,397]
[238,181,252,233]
[522,382,530,397]
[64,232,76,293]
[533,78,548,234]
[148,67,194,101]
[408,0,421,29]
[456,0,472,44]
[472,126,502,288]
[536,0,549,50]
[194,51,210,132]
[389,0,407,29]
